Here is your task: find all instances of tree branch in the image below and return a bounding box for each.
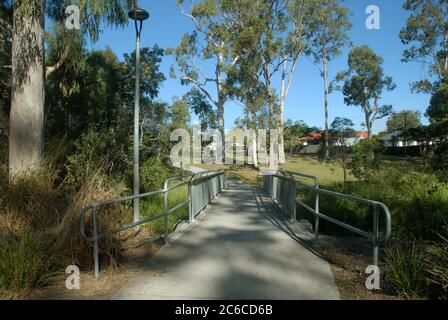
[45,46,70,78]
[181,76,218,106]
[176,1,220,49]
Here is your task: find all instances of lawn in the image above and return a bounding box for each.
[281,154,428,184]
[197,154,428,186]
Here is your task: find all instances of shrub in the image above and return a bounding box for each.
[140,157,170,192]
[351,137,384,181]
[0,232,56,293]
[426,225,448,299]
[64,130,129,191]
[385,241,427,299]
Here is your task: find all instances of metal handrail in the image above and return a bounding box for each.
[263,171,392,266]
[80,169,225,277]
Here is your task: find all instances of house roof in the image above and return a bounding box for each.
[299,130,368,142]
[354,131,369,139]
[299,131,325,142]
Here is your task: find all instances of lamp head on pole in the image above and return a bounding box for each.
[128,8,150,22]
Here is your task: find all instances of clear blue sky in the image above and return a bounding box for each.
[87,0,432,133]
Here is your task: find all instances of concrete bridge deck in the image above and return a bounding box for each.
[112,179,340,300]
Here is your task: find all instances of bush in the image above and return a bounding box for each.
[385,241,427,299]
[0,146,129,294]
[64,130,129,191]
[351,137,384,181]
[140,157,170,192]
[426,225,448,299]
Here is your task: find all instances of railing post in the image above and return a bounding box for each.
[189,178,195,223]
[290,179,296,223]
[164,183,169,244]
[373,205,380,266]
[92,206,100,278]
[314,188,320,241]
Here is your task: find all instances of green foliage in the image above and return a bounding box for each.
[140,158,170,192]
[305,0,352,62]
[64,130,127,190]
[46,49,125,139]
[336,46,395,136]
[328,117,354,181]
[46,0,134,43]
[284,119,312,154]
[350,138,384,181]
[400,0,448,93]
[122,45,166,105]
[426,81,448,171]
[387,110,422,133]
[426,225,448,299]
[0,232,56,292]
[300,170,448,240]
[170,98,191,129]
[0,2,11,155]
[385,241,426,299]
[185,88,217,130]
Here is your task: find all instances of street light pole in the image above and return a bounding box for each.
[129,7,150,227]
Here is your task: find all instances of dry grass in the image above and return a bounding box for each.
[197,163,261,186]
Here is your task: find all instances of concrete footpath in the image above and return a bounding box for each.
[112,179,340,300]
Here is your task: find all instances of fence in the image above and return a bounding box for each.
[263,171,391,266]
[80,170,225,277]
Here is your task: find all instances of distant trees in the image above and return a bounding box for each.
[426,81,448,169]
[284,120,313,155]
[386,110,422,133]
[330,117,354,182]
[400,0,448,93]
[336,46,395,138]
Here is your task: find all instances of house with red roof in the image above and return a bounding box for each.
[299,130,369,147]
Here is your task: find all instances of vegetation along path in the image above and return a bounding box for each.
[112,179,340,300]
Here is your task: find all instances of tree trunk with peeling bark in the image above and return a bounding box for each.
[9,1,45,179]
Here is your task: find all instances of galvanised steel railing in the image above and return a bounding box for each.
[263,171,391,266]
[80,170,225,277]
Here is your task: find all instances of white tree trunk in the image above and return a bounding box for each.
[9,1,45,178]
[323,59,330,161]
[279,62,286,164]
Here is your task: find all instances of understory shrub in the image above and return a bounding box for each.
[0,232,56,292]
[140,157,170,192]
[385,241,427,299]
[426,225,448,299]
[350,137,384,181]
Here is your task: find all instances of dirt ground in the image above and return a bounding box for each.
[28,237,164,300]
[317,237,401,300]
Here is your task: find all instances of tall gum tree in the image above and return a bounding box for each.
[169,0,240,159]
[305,0,352,161]
[229,0,327,164]
[336,46,396,138]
